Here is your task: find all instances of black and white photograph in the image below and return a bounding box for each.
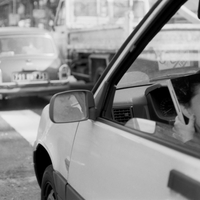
[0,0,200,199]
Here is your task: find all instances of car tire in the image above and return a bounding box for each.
[41,165,57,200]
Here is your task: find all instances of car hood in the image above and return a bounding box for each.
[0,55,62,82]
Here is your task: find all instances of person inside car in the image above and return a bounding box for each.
[172,73,200,143]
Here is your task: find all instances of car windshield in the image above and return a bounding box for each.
[0,35,56,56]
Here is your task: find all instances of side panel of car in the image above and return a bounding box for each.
[66,184,84,200]
[53,171,84,200]
[68,120,200,200]
[35,105,79,182]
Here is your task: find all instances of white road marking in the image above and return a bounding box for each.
[0,110,40,146]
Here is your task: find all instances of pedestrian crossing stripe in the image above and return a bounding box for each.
[0,110,40,146]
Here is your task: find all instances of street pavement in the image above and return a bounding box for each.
[0,112,41,199]
[0,109,40,146]
[0,97,47,199]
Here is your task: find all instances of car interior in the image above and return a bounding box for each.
[112,82,175,126]
[107,41,200,151]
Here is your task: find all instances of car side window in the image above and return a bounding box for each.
[108,8,200,154]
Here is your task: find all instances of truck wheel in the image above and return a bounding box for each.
[41,165,57,200]
[93,67,104,83]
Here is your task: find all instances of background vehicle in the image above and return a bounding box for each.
[0,27,80,99]
[52,0,200,85]
[34,0,200,199]
[53,0,151,84]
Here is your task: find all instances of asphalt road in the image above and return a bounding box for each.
[0,96,49,200]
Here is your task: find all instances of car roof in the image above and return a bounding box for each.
[0,27,52,36]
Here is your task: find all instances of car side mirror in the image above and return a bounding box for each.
[49,90,96,123]
[125,118,156,134]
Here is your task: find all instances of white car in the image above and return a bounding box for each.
[33,0,200,199]
[0,27,72,99]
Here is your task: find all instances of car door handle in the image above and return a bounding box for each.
[168,170,200,200]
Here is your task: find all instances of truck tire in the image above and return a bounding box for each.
[93,67,104,83]
[41,165,57,200]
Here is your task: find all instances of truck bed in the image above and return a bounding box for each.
[68,25,128,53]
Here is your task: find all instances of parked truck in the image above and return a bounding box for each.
[52,0,200,84]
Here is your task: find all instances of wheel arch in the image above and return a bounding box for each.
[33,144,52,187]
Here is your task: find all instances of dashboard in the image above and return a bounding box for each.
[113,82,176,125]
[145,83,176,124]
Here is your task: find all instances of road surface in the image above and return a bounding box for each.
[0,97,49,200]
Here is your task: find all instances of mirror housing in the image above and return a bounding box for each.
[49,90,95,123]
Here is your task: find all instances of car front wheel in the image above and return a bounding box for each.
[41,165,57,200]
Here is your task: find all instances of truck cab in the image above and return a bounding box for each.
[52,0,200,85]
[52,0,151,83]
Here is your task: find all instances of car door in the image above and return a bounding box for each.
[68,0,200,199]
[69,119,200,200]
